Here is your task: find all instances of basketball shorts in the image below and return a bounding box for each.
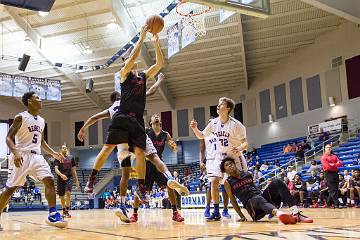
[106,113,146,150]
[57,176,74,196]
[144,161,168,191]
[245,195,276,221]
[206,158,222,178]
[6,152,53,188]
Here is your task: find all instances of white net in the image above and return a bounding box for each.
[181,15,206,38]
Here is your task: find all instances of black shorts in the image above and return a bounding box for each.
[106,114,146,150]
[144,161,168,191]
[245,195,276,221]
[57,177,73,196]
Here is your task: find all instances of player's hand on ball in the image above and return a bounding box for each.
[190,119,197,129]
[14,152,23,168]
[77,128,85,142]
[140,25,150,39]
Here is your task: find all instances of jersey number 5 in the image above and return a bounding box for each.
[32,134,38,144]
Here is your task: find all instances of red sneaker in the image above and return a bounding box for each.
[311,203,319,208]
[130,213,138,223]
[172,210,185,222]
[292,212,313,223]
[278,213,297,225]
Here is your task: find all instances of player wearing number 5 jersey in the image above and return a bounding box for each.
[0,92,67,231]
[190,97,249,221]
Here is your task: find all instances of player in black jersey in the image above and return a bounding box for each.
[221,157,313,224]
[106,25,164,202]
[129,114,187,223]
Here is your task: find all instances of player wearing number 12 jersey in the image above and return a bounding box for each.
[0,92,67,231]
[190,97,249,221]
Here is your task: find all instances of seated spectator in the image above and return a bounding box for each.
[306,170,320,207]
[318,172,328,207]
[283,144,292,154]
[278,168,287,180]
[291,142,298,152]
[348,169,360,207]
[287,166,297,181]
[251,147,258,157]
[338,174,348,206]
[344,170,352,182]
[307,160,321,174]
[295,143,305,161]
[318,128,330,142]
[291,174,306,207]
[274,159,280,167]
[259,161,269,171]
[284,177,294,192]
[253,169,264,185]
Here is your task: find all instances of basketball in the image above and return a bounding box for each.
[146,15,164,34]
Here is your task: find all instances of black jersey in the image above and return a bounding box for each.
[146,127,168,159]
[227,171,262,207]
[119,71,147,118]
[55,155,76,177]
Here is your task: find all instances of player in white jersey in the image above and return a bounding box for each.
[191,97,249,221]
[77,73,188,223]
[0,92,67,231]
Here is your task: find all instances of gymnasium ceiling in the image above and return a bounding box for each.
[0,0,351,112]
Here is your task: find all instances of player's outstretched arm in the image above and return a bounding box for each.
[144,34,164,79]
[165,131,177,152]
[78,110,110,142]
[224,181,247,221]
[120,25,149,81]
[146,72,165,96]
[6,115,23,167]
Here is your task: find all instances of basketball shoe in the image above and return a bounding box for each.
[167,180,190,196]
[222,208,231,218]
[204,206,211,218]
[292,212,313,223]
[129,213,138,223]
[172,210,185,222]
[46,212,68,228]
[115,203,130,223]
[206,212,221,222]
[84,176,96,193]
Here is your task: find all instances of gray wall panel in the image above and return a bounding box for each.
[245,98,257,127]
[289,78,304,115]
[177,109,189,137]
[325,67,342,105]
[50,121,61,146]
[193,107,205,130]
[274,83,288,119]
[306,75,322,110]
[259,89,271,123]
[89,122,98,145]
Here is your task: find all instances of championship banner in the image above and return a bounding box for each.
[30,77,47,100]
[219,9,235,23]
[114,72,121,93]
[308,118,343,135]
[181,19,195,49]
[167,23,180,59]
[181,193,242,209]
[12,75,30,97]
[46,79,61,101]
[0,73,13,96]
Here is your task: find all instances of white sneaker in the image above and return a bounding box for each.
[167,179,190,196]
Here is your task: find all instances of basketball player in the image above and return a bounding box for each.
[54,143,80,218]
[129,114,185,223]
[0,92,67,231]
[190,97,248,221]
[221,157,313,224]
[200,131,230,219]
[106,25,164,202]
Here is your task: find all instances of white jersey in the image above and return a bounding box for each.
[204,133,217,160]
[15,111,45,154]
[202,116,246,160]
[108,100,121,119]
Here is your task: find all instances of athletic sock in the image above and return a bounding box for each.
[134,208,138,214]
[90,169,99,178]
[351,200,355,205]
[290,205,299,214]
[171,205,177,212]
[49,207,57,214]
[338,198,344,204]
[214,204,220,214]
[164,170,173,180]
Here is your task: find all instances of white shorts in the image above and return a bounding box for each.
[6,153,53,188]
[206,158,222,178]
[145,135,157,156]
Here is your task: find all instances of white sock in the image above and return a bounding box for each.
[275,210,285,217]
[164,170,173,180]
[351,200,355,204]
[338,198,344,204]
[347,198,350,204]
[290,205,299,214]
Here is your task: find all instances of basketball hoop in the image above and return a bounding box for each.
[176,0,212,38]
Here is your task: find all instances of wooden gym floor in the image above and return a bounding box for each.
[1,208,360,239]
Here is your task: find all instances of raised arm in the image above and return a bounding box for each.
[78,110,110,142]
[6,115,23,167]
[224,180,247,221]
[190,119,205,139]
[120,25,149,81]
[146,72,165,96]
[144,34,164,79]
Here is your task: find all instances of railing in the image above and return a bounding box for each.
[256,157,297,188]
[304,134,340,165]
[0,157,7,171]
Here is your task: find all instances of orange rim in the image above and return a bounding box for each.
[176,0,212,17]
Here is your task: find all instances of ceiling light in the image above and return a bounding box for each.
[38,11,49,17]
